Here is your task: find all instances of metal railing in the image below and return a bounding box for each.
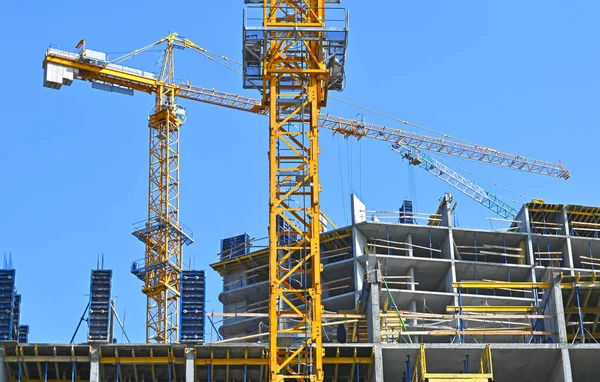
[412,344,493,381]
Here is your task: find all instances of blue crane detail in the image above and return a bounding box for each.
[391,144,519,220]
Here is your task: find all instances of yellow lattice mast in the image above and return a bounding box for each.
[243,1,348,380]
[131,36,193,343]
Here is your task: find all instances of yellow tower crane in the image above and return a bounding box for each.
[241,1,348,380]
[44,34,227,344]
[241,1,334,380]
[42,30,569,357]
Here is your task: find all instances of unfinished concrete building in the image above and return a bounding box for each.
[2,195,600,381]
[205,195,600,381]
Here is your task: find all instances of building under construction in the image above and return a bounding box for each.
[7,0,596,381]
[2,195,600,381]
[205,195,600,381]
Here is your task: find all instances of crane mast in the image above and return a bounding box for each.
[131,39,193,343]
[243,1,347,380]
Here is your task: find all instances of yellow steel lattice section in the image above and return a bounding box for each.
[141,41,185,344]
[143,105,184,343]
[262,0,328,380]
[133,40,192,344]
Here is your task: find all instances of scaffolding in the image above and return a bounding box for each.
[561,273,600,343]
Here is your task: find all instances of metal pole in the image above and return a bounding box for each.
[70,303,90,343]
[503,235,508,265]
[590,242,595,272]
[386,226,391,256]
[473,234,478,294]
[575,286,585,343]
[534,287,541,343]
[428,230,432,258]
[44,361,48,382]
[458,288,464,344]
[406,355,411,380]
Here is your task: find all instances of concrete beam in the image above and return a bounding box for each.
[366,256,381,344]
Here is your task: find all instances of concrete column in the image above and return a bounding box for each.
[551,276,569,344]
[90,346,100,382]
[409,300,418,344]
[526,238,538,284]
[561,208,576,275]
[560,348,573,382]
[353,227,368,294]
[521,206,536,264]
[519,205,539,285]
[366,256,381,344]
[549,348,573,382]
[407,267,415,291]
[561,239,575,275]
[519,204,532,234]
[367,284,381,343]
[445,229,459,307]
[439,193,453,227]
[185,348,195,382]
[370,346,385,382]
[442,230,454,260]
[406,233,414,257]
[0,348,7,382]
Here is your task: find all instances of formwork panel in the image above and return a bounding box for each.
[180,270,206,344]
[88,269,112,342]
[0,270,16,340]
[17,325,28,343]
[220,234,250,261]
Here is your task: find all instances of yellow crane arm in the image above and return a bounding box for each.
[43,50,570,180]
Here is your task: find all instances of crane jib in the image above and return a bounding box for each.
[43,49,569,180]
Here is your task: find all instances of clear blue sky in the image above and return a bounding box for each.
[0,0,598,343]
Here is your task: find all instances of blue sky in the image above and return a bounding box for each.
[0,0,598,343]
